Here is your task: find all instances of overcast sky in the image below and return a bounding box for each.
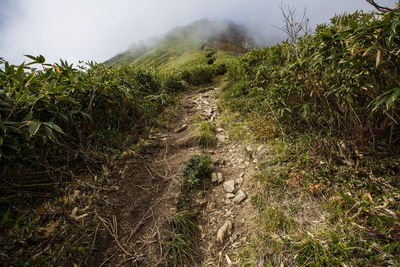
[0,0,396,65]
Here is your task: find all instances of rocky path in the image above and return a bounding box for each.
[192,86,262,266]
[92,83,265,266]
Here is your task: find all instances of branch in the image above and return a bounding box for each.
[366,0,400,12]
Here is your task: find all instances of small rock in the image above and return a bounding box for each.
[238,158,244,164]
[216,128,224,133]
[240,173,245,178]
[211,172,218,183]
[70,207,78,217]
[233,190,247,204]
[174,124,188,133]
[232,241,242,248]
[223,180,235,193]
[236,178,244,184]
[246,145,253,153]
[217,135,226,143]
[257,145,266,152]
[72,190,81,201]
[217,172,224,183]
[226,193,235,199]
[216,221,233,243]
[208,201,216,209]
[245,161,250,167]
[225,254,232,264]
[196,199,207,206]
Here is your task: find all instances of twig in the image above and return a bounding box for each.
[97,215,132,256]
[151,207,163,256]
[217,233,237,267]
[366,0,399,12]
[126,198,164,243]
[143,164,155,179]
[164,145,172,175]
[98,250,118,267]
[86,223,99,264]
[137,154,170,179]
[133,184,147,191]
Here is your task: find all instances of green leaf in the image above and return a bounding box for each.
[23,112,33,122]
[372,87,400,112]
[43,126,57,142]
[28,121,41,137]
[71,109,91,120]
[13,211,28,230]
[24,55,38,61]
[38,55,46,64]
[2,208,10,223]
[42,122,65,134]
[348,18,357,30]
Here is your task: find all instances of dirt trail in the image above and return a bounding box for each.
[92,83,260,266]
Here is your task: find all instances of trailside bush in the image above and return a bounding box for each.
[228,10,400,154]
[182,154,212,189]
[0,56,173,182]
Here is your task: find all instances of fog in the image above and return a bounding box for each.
[0,0,396,65]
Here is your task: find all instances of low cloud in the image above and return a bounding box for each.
[0,0,393,65]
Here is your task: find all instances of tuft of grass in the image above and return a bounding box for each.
[165,211,199,267]
[173,211,199,240]
[197,121,217,148]
[182,154,212,190]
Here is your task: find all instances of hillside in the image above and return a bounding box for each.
[1,10,400,266]
[105,19,254,69]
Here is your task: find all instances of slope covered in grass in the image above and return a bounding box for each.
[219,9,400,266]
[105,19,252,86]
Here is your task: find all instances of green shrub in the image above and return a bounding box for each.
[182,154,212,189]
[0,55,174,186]
[228,10,400,154]
[181,66,215,85]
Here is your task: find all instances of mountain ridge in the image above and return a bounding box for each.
[105,18,256,67]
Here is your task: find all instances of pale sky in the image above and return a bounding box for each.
[0,0,396,65]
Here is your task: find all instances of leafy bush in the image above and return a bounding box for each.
[228,10,400,155]
[0,55,174,186]
[181,65,216,85]
[182,154,212,189]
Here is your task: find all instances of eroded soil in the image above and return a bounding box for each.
[90,84,261,266]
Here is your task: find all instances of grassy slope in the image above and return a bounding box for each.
[110,37,235,74]
[218,10,400,266]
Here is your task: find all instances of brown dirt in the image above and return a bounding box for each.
[88,83,259,266]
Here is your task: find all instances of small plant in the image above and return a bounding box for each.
[172,211,199,241]
[165,211,198,266]
[197,121,217,148]
[182,154,212,189]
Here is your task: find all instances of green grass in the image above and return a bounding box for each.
[197,121,217,148]
[230,135,400,266]
[107,33,236,87]
[165,211,199,267]
[218,69,400,266]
